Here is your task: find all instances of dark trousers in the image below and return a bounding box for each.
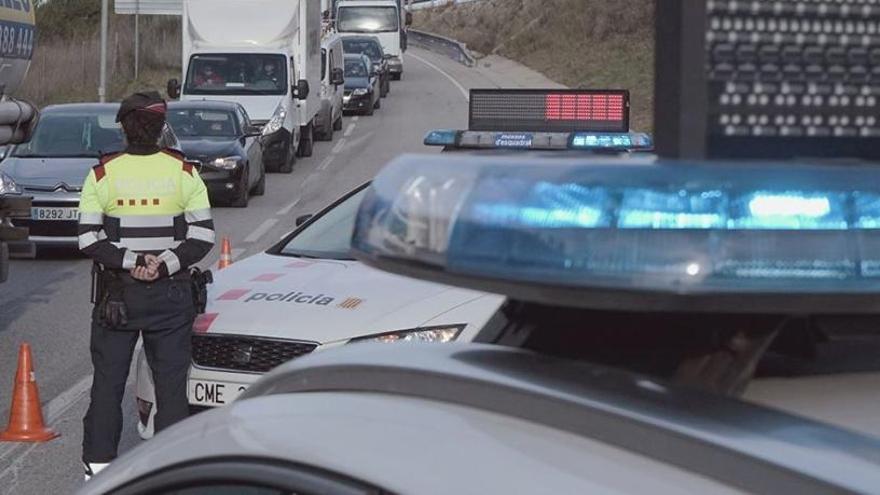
[82,317,192,463]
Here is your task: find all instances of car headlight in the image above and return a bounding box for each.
[353,88,369,96]
[0,172,21,195]
[352,324,464,344]
[262,106,287,136]
[210,156,243,170]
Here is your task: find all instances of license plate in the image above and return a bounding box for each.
[188,379,248,407]
[31,207,78,221]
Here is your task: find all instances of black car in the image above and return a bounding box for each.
[342,35,390,98]
[343,54,381,116]
[167,101,265,207]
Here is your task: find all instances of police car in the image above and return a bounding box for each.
[133,182,505,438]
[134,88,653,437]
[83,154,880,495]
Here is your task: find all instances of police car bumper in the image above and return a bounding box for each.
[260,127,292,171]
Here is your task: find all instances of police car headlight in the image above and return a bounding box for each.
[0,172,21,195]
[352,325,464,344]
[211,156,242,170]
[353,88,369,96]
[262,107,287,136]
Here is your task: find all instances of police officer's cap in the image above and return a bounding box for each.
[116,91,167,123]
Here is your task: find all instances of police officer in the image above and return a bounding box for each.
[78,92,215,480]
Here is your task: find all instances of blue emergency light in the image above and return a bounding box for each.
[352,154,880,314]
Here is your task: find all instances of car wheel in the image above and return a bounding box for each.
[296,122,314,158]
[374,96,381,110]
[333,115,343,131]
[252,162,266,196]
[364,103,374,116]
[279,135,295,173]
[231,169,250,207]
[381,79,389,98]
[391,72,402,81]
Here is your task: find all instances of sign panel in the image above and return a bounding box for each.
[114,0,182,15]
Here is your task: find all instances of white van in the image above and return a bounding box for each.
[316,33,345,141]
[170,0,322,173]
[335,0,411,80]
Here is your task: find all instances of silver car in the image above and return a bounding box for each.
[78,343,880,495]
[0,103,180,247]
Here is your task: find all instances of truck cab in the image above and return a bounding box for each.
[171,0,322,173]
[335,0,411,80]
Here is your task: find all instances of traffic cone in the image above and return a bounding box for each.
[0,343,59,442]
[218,237,233,270]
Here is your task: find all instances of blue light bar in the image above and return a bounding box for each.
[570,132,653,151]
[352,154,880,313]
[423,129,458,146]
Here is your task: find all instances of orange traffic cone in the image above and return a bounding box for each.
[0,343,59,442]
[218,237,233,270]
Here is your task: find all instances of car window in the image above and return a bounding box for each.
[279,187,368,260]
[344,59,368,78]
[343,39,383,61]
[185,54,288,96]
[11,110,123,158]
[337,6,399,33]
[167,109,239,138]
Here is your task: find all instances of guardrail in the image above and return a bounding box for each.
[409,29,476,67]
[409,0,482,11]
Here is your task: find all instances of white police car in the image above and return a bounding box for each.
[134,183,505,437]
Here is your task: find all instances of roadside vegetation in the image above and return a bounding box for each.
[21,0,181,106]
[413,0,655,131]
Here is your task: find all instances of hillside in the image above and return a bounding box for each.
[413,0,655,132]
[20,0,180,106]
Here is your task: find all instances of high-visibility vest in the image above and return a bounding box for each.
[77,149,215,275]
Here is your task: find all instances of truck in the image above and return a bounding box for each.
[169,0,323,173]
[0,0,38,282]
[334,0,412,80]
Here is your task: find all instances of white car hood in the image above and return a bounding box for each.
[201,253,494,343]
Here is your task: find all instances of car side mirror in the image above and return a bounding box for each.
[405,12,413,26]
[330,67,345,86]
[294,79,310,100]
[167,78,181,99]
[243,125,262,137]
[295,214,313,227]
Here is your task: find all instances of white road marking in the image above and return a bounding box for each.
[332,138,347,154]
[243,218,279,243]
[352,116,360,122]
[318,155,334,170]
[277,197,301,216]
[407,52,470,101]
[343,123,356,137]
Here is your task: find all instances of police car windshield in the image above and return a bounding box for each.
[184,54,287,96]
[167,109,238,139]
[337,6,399,33]
[343,39,383,62]
[12,111,123,158]
[278,187,367,261]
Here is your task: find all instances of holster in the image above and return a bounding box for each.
[190,267,213,314]
[91,263,129,329]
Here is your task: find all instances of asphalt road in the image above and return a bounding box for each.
[0,46,561,494]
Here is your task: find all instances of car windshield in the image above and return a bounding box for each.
[343,39,383,61]
[344,59,368,78]
[12,110,123,158]
[167,109,238,139]
[184,54,288,96]
[278,187,368,260]
[337,6,399,33]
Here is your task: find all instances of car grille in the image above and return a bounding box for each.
[191,334,317,373]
